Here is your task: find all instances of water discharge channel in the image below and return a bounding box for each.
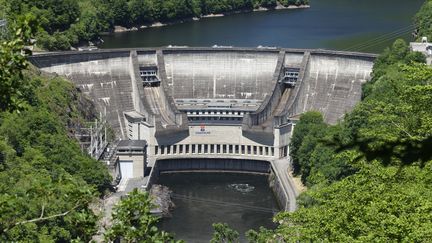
[157,172,280,242]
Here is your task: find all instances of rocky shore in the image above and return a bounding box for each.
[112,4,310,33]
[149,184,176,218]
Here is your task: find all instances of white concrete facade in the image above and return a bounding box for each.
[116,140,147,180]
[125,113,293,167]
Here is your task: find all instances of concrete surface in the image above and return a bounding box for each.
[271,158,300,212]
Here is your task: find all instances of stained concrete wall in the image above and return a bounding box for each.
[243,51,309,130]
[287,53,374,124]
[163,50,279,100]
[30,52,134,137]
[30,48,376,143]
[155,158,270,174]
[137,51,157,66]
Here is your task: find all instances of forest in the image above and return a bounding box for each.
[0,20,113,241]
[1,0,309,51]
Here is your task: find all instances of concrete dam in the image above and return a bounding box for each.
[30,47,376,183]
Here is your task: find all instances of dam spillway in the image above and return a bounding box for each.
[30,47,376,180]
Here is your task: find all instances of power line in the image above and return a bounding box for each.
[343,25,416,52]
[171,193,279,213]
[343,25,414,51]
[344,28,414,52]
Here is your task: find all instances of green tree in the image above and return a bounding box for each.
[105,189,178,242]
[0,21,111,241]
[0,15,36,112]
[289,111,325,175]
[210,223,239,243]
[129,0,155,24]
[415,0,432,41]
[272,161,432,242]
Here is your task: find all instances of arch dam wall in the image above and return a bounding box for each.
[30,47,376,164]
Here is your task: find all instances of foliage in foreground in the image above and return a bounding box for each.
[0,22,111,241]
[415,0,432,41]
[104,189,179,242]
[211,223,240,243]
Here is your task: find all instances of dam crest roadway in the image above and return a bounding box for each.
[30,46,376,211]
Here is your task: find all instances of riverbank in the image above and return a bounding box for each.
[111,5,310,34]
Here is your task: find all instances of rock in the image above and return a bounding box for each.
[149,184,175,218]
[114,25,128,33]
[151,22,166,27]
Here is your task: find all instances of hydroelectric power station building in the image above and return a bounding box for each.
[30,47,376,208]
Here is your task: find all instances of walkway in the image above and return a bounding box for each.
[271,157,300,212]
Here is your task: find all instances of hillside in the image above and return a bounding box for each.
[1,0,309,50]
[0,23,111,241]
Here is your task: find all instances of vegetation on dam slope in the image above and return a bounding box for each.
[0,19,176,242]
[1,0,309,51]
[415,0,432,41]
[278,40,432,241]
[0,21,113,241]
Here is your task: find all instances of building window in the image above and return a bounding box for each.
[160,146,165,155]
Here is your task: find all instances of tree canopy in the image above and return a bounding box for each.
[415,0,432,41]
[104,189,180,242]
[0,21,111,241]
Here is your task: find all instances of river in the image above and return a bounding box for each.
[100,0,425,53]
[157,172,280,242]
